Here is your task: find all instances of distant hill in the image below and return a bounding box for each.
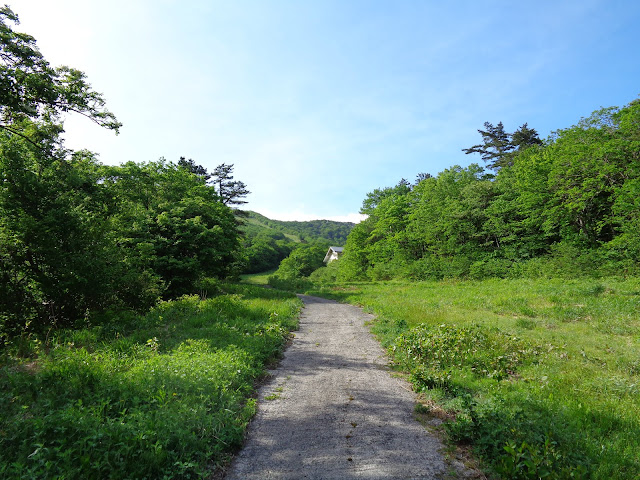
[243,211,355,245]
[239,211,355,274]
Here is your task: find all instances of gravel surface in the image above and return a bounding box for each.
[225,295,449,479]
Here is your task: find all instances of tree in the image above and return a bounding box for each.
[0,133,157,337]
[483,144,552,259]
[1,7,125,339]
[544,105,638,247]
[102,160,242,297]
[463,122,542,170]
[462,122,513,170]
[414,172,432,185]
[407,164,491,259]
[336,219,374,280]
[177,156,210,180]
[273,244,326,279]
[511,123,543,150]
[210,163,250,206]
[0,6,121,138]
[360,179,412,215]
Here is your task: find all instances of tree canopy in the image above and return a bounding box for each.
[0,11,243,341]
[340,99,640,281]
[0,6,121,137]
[462,121,542,170]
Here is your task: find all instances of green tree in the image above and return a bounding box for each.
[608,100,640,265]
[243,235,293,273]
[0,6,120,137]
[483,144,553,260]
[462,122,513,170]
[544,104,640,248]
[102,160,241,297]
[463,122,542,170]
[511,123,543,150]
[210,163,250,206]
[336,219,375,281]
[0,128,156,338]
[407,164,491,258]
[178,156,210,180]
[0,7,125,340]
[360,179,412,215]
[272,244,326,279]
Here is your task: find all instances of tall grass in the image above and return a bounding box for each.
[308,278,640,479]
[0,284,301,479]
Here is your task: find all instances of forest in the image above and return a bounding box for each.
[334,103,640,282]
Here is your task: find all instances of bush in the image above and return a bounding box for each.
[399,255,473,280]
[308,260,340,284]
[393,323,538,383]
[469,258,513,279]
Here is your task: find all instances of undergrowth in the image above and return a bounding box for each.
[0,283,301,479]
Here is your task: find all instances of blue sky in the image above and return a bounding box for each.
[13,0,640,221]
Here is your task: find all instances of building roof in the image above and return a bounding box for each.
[323,246,344,263]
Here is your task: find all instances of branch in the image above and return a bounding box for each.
[0,123,43,149]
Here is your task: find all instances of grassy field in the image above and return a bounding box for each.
[240,269,277,285]
[0,283,302,479]
[307,277,640,479]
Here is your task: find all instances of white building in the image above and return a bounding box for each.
[323,246,344,263]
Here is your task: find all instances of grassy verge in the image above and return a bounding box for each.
[307,278,640,480]
[0,283,302,479]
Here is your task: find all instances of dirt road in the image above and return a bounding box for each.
[225,295,449,479]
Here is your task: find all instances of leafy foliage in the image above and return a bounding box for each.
[339,99,640,282]
[0,12,244,342]
[270,244,326,280]
[0,6,120,134]
[102,160,241,298]
[462,121,542,170]
[0,285,302,479]
[0,134,134,335]
[394,324,537,383]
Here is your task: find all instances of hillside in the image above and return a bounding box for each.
[243,211,355,245]
[239,211,355,274]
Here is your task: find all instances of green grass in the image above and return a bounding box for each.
[0,283,302,479]
[240,269,277,285]
[307,278,640,480]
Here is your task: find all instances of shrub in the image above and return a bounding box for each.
[393,323,537,383]
[308,260,340,284]
[469,258,513,279]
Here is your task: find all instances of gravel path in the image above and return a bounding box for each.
[225,295,449,479]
